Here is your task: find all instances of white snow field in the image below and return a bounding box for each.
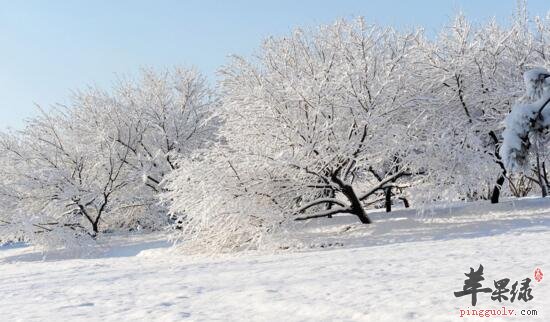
[0,197,549,322]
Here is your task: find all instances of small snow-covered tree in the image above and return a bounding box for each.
[67,68,217,229]
[0,108,130,246]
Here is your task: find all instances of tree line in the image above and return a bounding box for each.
[1,9,549,252]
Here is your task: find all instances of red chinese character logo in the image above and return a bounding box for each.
[534,268,543,282]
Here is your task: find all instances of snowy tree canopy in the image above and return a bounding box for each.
[163,19,432,252]
[0,67,217,249]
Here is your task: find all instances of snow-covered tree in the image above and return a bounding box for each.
[67,68,217,229]
[0,109,128,246]
[0,67,216,248]
[164,20,430,252]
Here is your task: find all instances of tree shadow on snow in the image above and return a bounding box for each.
[291,197,550,250]
[0,237,173,263]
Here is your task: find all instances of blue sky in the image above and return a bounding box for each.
[1,0,548,129]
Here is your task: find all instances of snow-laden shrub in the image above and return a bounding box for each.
[501,96,550,171]
[524,67,550,101]
[501,69,550,172]
[163,151,285,253]
[0,207,96,251]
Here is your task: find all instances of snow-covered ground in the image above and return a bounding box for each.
[1,198,548,321]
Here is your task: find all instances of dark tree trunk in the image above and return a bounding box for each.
[329,171,372,224]
[92,221,99,234]
[536,154,548,197]
[543,162,549,189]
[336,177,371,224]
[491,174,506,204]
[350,200,371,224]
[399,197,410,208]
[384,187,392,212]
[348,195,371,224]
[325,187,335,218]
[77,204,99,235]
[488,131,506,204]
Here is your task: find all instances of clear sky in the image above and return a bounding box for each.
[1,0,549,129]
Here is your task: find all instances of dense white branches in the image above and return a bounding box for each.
[164,11,550,252]
[2,7,549,253]
[164,20,434,251]
[0,68,216,247]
